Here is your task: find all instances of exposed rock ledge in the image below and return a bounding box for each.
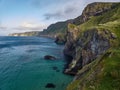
[64,24,116,75]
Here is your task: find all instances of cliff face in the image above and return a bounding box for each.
[64,26,116,75]
[72,2,115,25]
[65,2,120,90]
[64,2,119,75]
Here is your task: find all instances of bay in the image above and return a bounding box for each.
[0,36,73,90]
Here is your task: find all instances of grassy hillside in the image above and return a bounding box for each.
[67,3,120,90]
[79,3,120,31]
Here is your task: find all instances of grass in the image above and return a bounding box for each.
[67,48,120,90]
[94,48,120,90]
[78,3,120,32]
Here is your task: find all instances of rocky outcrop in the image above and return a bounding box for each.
[55,34,67,44]
[44,55,56,60]
[45,83,56,88]
[72,2,115,25]
[81,3,115,21]
[64,25,116,75]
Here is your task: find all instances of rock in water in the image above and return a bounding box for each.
[44,55,56,60]
[45,83,56,88]
[52,66,60,72]
[55,35,66,45]
[52,66,58,70]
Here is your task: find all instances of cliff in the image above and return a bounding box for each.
[40,2,116,44]
[64,2,120,90]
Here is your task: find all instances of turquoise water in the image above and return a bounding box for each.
[0,36,73,90]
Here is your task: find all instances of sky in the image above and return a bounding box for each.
[0,0,120,36]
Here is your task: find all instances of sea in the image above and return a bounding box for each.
[0,36,73,90]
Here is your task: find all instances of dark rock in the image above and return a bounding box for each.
[45,83,56,88]
[44,55,56,60]
[52,66,60,72]
[64,28,115,75]
[62,83,65,87]
[55,36,66,45]
[52,66,58,70]
[56,70,60,72]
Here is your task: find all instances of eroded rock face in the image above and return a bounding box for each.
[72,2,115,25]
[64,24,79,58]
[55,35,66,45]
[64,27,116,75]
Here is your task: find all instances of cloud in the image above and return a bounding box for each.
[0,22,7,30]
[44,5,79,20]
[31,0,41,8]
[12,22,47,31]
[64,6,77,14]
[44,6,80,20]
[0,26,7,30]
[85,0,120,3]
[44,11,63,20]
[43,0,84,20]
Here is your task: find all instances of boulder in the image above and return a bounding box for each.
[44,55,56,60]
[45,83,56,88]
[55,34,66,45]
[52,66,58,70]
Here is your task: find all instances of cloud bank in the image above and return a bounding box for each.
[44,0,84,20]
[44,5,78,20]
[12,22,47,31]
